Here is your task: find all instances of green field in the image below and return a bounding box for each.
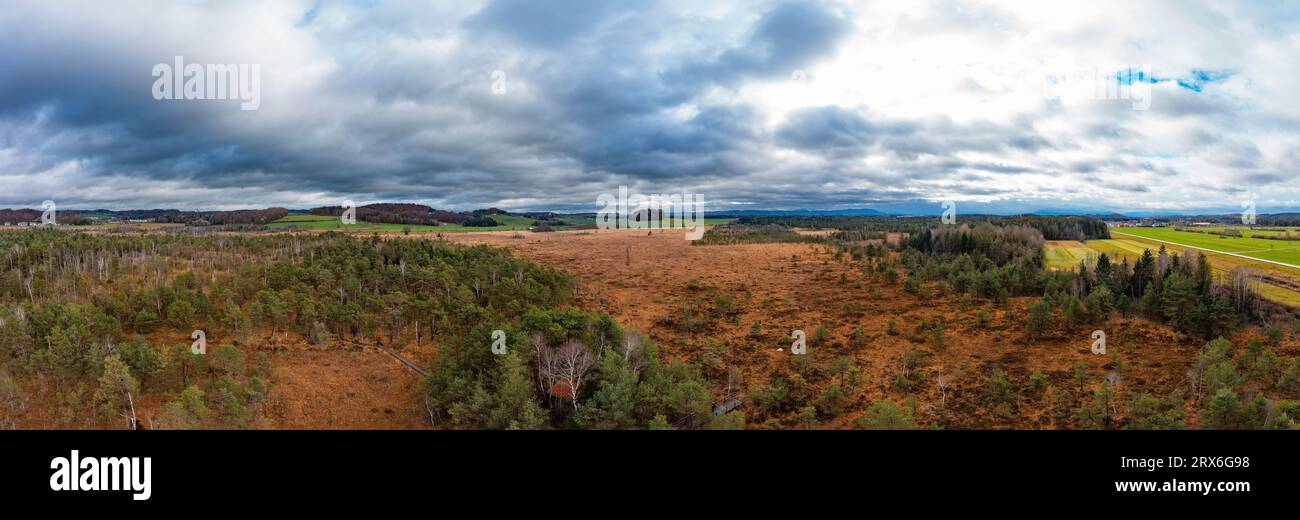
[1190,226,1300,238]
[1043,230,1300,306]
[1113,227,1300,267]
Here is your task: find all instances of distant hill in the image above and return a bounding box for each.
[308,203,508,226]
[0,208,92,225]
[710,208,884,217]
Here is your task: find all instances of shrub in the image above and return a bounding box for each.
[161,386,211,429]
[814,383,849,417]
[984,368,1014,405]
[165,300,196,329]
[212,344,245,378]
[1026,370,1048,394]
[856,400,915,430]
[848,326,867,349]
[810,325,830,346]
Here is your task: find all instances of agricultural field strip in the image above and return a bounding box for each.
[1112,231,1300,271]
[1230,246,1300,254]
[1043,241,1097,269]
[1093,235,1300,307]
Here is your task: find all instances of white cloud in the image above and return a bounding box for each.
[0,0,1295,214]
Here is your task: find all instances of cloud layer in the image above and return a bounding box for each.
[1,0,1297,213]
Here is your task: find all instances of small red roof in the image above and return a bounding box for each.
[549,380,575,400]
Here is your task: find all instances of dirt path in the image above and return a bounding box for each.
[359,342,431,377]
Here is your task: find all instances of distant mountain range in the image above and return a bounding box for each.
[710,208,884,217]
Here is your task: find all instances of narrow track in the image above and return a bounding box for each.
[349,341,431,377]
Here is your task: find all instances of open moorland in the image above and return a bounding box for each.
[445,221,1300,429]
[3,215,1299,430]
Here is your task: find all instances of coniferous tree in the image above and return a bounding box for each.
[93,354,139,422]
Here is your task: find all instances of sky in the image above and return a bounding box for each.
[0,0,1298,215]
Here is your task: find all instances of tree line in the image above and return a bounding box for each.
[309,203,507,226]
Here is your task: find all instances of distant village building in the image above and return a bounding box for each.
[1109,219,1166,228]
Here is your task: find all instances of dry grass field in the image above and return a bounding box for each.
[442,228,1294,428]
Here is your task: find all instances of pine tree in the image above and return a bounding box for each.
[1202,388,1244,429]
[814,383,849,417]
[93,354,139,421]
[857,400,914,430]
[212,344,245,377]
[647,414,674,430]
[162,385,211,429]
[1160,272,1197,329]
[1064,296,1086,325]
[120,337,162,389]
[1026,300,1052,336]
[487,349,548,429]
[572,347,638,429]
[165,300,196,330]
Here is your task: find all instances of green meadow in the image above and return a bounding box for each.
[1114,227,1300,267]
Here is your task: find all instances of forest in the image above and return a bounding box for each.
[308,203,508,226]
[0,208,92,226]
[719,214,1111,241]
[0,230,638,428]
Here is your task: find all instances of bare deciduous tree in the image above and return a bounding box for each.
[540,339,595,410]
[621,331,648,375]
[122,392,139,430]
[936,364,951,409]
[532,333,553,395]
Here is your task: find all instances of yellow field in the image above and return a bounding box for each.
[1043,240,1095,270]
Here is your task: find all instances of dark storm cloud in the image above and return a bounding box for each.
[667,2,852,89]
[0,0,1291,213]
[774,108,1054,162]
[775,106,916,156]
[574,104,763,179]
[532,1,856,181]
